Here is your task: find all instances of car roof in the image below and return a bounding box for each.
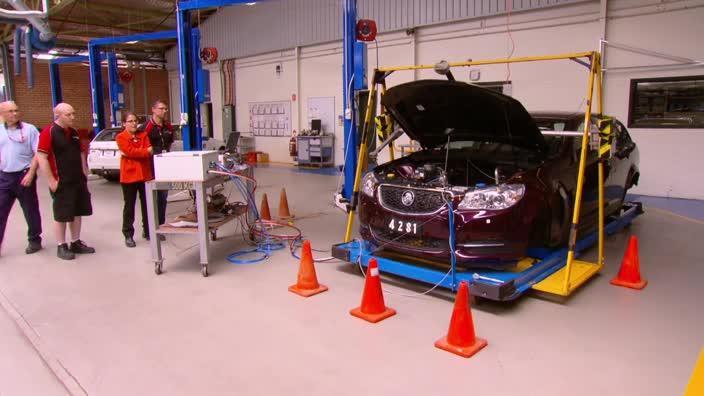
[529,111,585,121]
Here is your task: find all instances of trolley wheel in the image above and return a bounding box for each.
[211,231,217,241]
[154,262,162,275]
[201,265,209,277]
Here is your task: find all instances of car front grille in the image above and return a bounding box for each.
[378,185,450,214]
[371,227,446,251]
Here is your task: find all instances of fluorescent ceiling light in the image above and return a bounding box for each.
[246,2,256,5]
[36,54,55,60]
[126,40,139,44]
[48,49,58,55]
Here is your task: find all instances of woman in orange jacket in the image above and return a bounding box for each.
[116,112,154,247]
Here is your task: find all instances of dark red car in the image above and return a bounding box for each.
[358,80,639,270]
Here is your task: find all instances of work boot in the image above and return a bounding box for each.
[57,244,75,260]
[125,237,136,248]
[25,240,42,254]
[70,240,96,254]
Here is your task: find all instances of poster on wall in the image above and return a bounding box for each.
[249,100,292,136]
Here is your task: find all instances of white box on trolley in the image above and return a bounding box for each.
[153,150,219,182]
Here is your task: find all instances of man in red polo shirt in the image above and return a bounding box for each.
[36,103,96,260]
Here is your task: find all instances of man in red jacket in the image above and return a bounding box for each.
[116,112,153,247]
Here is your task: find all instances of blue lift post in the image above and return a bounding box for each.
[88,30,178,136]
[174,0,274,150]
[87,28,208,148]
[332,202,643,301]
[49,55,106,108]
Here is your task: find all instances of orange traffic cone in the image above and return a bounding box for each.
[611,235,647,290]
[278,188,294,220]
[350,258,396,323]
[288,240,328,297]
[435,281,487,358]
[259,193,272,221]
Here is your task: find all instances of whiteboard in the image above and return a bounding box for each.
[307,96,335,135]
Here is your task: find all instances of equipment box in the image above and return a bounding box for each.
[154,150,218,182]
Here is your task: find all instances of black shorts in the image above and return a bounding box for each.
[51,182,93,222]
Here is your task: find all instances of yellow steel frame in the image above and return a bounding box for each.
[344,51,608,297]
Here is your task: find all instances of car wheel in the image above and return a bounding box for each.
[104,173,120,182]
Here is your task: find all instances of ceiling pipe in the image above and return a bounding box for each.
[2,0,54,41]
[13,26,21,75]
[1,42,14,100]
[24,25,32,88]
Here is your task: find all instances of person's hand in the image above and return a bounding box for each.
[148,147,153,154]
[20,172,34,187]
[49,179,58,192]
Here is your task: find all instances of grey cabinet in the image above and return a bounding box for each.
[297,135,334,167]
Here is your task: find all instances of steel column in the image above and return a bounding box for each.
[88,43,106,134]
[49,61,61,106]
[176,7,198,150]
[107,52,120,127]
[342,0,357,200]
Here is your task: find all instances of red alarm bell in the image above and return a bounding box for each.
[118,70,134,83]
[356,19,377,42]
[199,47,219,64]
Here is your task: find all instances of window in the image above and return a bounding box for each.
[628,76,704,128]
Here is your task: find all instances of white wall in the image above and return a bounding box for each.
[234,50,299,163]
[603,1,704,199]
[189,0,704,198]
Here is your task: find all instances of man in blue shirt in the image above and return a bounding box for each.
[0,101,42,255]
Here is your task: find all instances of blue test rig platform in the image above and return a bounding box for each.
[332,202,643,301]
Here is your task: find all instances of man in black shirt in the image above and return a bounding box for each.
[138,100,174,239]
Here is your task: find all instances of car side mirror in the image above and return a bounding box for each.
[615,142,635,159]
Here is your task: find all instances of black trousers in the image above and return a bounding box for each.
[0,170,42,245]
[121,182,148,238]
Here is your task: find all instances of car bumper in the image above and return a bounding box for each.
[358,192,532,269]
[88,153,120,175]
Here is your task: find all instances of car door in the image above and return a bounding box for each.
[608,120,635,205]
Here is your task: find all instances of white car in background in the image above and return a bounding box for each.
[87,127,123,181]
[88,125,223,181]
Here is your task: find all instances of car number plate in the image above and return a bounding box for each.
[103,150,115,157]
[387,218,421,235]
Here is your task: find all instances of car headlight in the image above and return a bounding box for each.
[361,172,378,197]
[458,184,525,210]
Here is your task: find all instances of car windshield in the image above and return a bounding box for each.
[94,129,120,142]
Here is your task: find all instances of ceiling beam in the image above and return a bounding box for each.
[49,0,79,15]
[83,2,175,19]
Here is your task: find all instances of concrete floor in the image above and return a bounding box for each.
[0,166,702,396]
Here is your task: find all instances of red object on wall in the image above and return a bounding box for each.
[356,19,377,41]
[199,47,219,64]
[118,70,135,83]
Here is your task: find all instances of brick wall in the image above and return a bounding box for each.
[10,59,170,131]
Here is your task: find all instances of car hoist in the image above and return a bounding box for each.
[333,51,643,301]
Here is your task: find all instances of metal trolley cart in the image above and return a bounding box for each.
[146,152,253,277]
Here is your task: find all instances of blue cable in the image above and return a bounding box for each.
[216,163,284,265]
[445,197,458,291]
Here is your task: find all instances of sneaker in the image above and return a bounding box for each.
[125,237,136,248]
[25,240,42,254]
[70,240,96,254]
[57,244,75,260]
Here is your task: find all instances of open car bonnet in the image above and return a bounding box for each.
[381,80,547,152]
